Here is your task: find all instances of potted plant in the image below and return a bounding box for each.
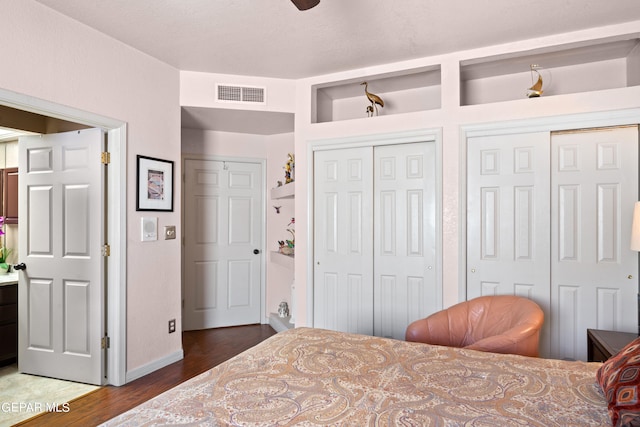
[0,216,12,274]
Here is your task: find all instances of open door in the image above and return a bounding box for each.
[17,128,105,385]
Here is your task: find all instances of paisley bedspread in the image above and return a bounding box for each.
[102,327,609,426]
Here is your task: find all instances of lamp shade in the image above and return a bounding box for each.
[631,202,640,251]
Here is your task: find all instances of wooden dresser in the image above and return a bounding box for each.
[0,283,17,366]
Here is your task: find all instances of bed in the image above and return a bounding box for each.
[101,327,611,426]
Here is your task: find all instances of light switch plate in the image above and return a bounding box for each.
[141,217,158,241]
[164,225,176,240]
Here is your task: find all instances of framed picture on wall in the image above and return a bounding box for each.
[136,155,174,211]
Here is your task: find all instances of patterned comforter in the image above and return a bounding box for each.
[102,327,609,426]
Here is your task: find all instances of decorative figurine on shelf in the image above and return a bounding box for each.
[278,301,290,318]
[278,217,295,255]
[366,105,374,117]
[361,81,384,117]
[284,153,295,184]
[526,64,544,98]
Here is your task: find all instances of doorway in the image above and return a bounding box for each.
[0,89,126,386]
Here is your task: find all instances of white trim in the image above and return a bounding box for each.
[125,349,184,383]
[181,153,268,326]
[0,87,127,386]
[107,125,128,386]
[458,108,640,304]
[462,108,640,138]
[306,128,444,327]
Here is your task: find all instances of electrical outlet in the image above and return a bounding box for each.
[168,319,176,334]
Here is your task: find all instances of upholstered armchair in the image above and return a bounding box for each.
[405,295,544,357]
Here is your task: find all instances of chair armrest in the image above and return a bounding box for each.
[465,325,540,357]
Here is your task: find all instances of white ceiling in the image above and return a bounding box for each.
[32,0,640,134]
[33,0,640,79]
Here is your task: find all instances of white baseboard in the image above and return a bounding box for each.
[125,349,184,384]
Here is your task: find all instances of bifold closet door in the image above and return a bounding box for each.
[373,143,437,339]
[551,126,638,361]
[314,147,374,335]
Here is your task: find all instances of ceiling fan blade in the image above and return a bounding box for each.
[291,0,320,10]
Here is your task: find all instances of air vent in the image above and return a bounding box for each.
[216,84,266,104]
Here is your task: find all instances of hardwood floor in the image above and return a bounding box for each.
[17,324,277,426]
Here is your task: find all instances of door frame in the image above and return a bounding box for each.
[460,108,640,303]
[181,153,267,326]
[307,128,444,327]
[0,87,127,386]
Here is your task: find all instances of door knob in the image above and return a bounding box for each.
[14,263,26,271]
[253,249,260,255]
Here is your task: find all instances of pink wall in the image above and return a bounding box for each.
[265,134,296,316]
[1,1,182,374]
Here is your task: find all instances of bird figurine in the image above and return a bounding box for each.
[361,81,384,116]
[366,105,374,117]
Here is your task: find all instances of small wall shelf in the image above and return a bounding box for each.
[270,251,294,269]
[312,65,441,123]
[271,183,294,199]
[460,36,640,106]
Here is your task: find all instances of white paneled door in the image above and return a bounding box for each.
[183,159,262,330]
[467,126,639,360]
[314,142,437,339]
[314,147,374,335]
[373,143,437,339]
[467,131,552,355]
[551,126,638,360]
[18,129,105,385]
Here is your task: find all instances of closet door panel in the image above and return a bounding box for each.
[374,142,437,340]
[467,131,552,356]
[551,126,638,360]
[313,147,374,335]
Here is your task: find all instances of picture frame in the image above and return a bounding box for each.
[136,155,174,211]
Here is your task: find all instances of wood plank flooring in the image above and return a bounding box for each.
[17,324,277,426]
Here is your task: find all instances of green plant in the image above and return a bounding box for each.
[0,246,12,270]
[0,216,11,270]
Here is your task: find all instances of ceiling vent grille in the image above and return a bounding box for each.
[216,84,266,105]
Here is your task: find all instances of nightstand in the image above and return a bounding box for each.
[587,329,638,362]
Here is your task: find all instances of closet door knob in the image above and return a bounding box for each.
[253,249,260,255]
[14,263,26,271]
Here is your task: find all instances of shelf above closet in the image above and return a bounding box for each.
[312,65,441,123]
[460,36,640,106]
[271,182,294,199]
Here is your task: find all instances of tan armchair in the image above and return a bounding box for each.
[405,295,544,357]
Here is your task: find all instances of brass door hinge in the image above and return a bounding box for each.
[101,152,111,164]
[101,336,110,349]
[102,244,111,256]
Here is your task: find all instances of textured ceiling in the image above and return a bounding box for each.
[34,0,640,79]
